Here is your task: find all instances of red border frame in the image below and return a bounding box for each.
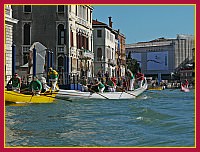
[1,0,198,152]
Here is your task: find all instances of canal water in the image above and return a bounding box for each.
[5,89,195,147]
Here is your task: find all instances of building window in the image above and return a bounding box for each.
[86,37,89,50]
[97,30,102,38]
[23,53,29,64]
[69,5,71,12]
[76,33,79,49]
[78,5,86,20]
[107,31,110,40]
[70,30,74,47]
[57,24,65,45]
[71,57,72,72]
[23,23,30,45]
[24,5,32,13]
[77,59,79,70]
[90,10,92,23]
[76,5,78,16]
[87,61,89,70]
[107,48,111,59]
[110,34,113,42]
[86,8,88,21]
[82,35,85,48]
[58,56,64,71]
[97,48,102,60]
[57,5,64,13]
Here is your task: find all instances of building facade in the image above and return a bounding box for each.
[93,17,126,78]
[12,5,93,83]
[114,29,126,78]
[125,35,194,82]
[5,5,18,83]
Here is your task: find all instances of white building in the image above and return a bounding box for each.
[67,5,94,78]
[5,5,18,83]
[92,18,116,77]
[126,35,194,81]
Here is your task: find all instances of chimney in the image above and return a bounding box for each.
[108,16,112,28]
[118,29,120,34]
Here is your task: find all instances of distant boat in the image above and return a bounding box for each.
[148,86,165,91]
[180,85,190,92]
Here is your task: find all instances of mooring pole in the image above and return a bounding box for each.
[11,42,16,77]
[33,46,37,78]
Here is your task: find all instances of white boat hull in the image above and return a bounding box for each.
[56,78,148,100]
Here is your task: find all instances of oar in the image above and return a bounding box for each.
[42,94,72,102]
[28,93,34,103]
[116,86,136,97]
[88,88,109,100]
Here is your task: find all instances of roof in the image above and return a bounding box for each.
[92,19,107,26]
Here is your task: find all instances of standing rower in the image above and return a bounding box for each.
[48,67,59,92]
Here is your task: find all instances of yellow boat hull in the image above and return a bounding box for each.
[5,91,57,103]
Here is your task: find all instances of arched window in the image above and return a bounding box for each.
[57,24,65,45]
[97,48,102,61]
[23,23,30,45]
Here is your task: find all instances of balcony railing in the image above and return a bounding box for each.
[77,17,90,28]
[79,49,94,59]
[108,59,116,66]
[22,45,31,52]
[57,46,64,53]
[70,47,76,56]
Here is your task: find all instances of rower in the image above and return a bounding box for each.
[48,67,59,92]
[7,73,21,93]
[127,69,135,91]
[81,76,89,92]
[106,77,115,92]
[93,79,105,93]
[29,76,42,96]
[136,72,144,87]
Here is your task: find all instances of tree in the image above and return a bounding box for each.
[126,52,141,75]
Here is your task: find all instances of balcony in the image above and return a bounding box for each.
[22,45,31,52]
[70,47,76,56]
[79,49,94,59]
[77,17,90,28]
[108,59,116,66]
[57,46,64,53]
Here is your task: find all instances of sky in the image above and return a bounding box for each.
[92,5,195,44]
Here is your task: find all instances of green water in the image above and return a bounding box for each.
[5,89,195,147]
